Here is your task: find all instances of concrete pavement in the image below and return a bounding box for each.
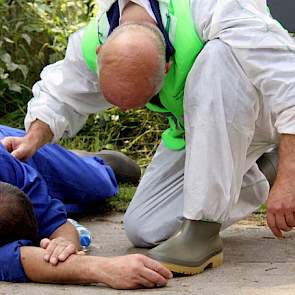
[1,213,295,295]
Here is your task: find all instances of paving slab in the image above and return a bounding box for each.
[1,213,295,295]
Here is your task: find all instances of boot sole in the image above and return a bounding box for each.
[160,252,223,275]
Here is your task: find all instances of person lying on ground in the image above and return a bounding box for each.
[0,140,171,289]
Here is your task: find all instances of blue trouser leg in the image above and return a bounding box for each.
[29,144,118,207]
[0,125,118,213]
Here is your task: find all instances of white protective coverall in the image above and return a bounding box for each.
[25,0,295,247]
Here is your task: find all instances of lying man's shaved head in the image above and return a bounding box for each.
[98,20,167,110]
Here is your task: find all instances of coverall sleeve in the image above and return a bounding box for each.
[0,240,32,282]
[0,147,67,239]
[24,29,112,142]
[191,0,295,135]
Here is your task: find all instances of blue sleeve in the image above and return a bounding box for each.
[0,240,32,282]
[0,125,25,139]
[0,146,67,239]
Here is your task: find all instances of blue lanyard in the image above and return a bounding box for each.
[106,0,175,62]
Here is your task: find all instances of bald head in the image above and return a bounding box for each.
[98,23,166,110]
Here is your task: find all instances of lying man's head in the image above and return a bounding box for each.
[97,14,168,110]
[0,182,38,245]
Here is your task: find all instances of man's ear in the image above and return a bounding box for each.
[96,45,102,55]
[165,62,171,74]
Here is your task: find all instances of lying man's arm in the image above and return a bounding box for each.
[40,221,81,265]
[20,247,172,289]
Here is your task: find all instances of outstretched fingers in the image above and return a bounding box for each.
[102,254,172,289]
[142,255,173,281]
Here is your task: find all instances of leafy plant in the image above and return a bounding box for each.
[0,0,95,123]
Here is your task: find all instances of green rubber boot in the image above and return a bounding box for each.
[148,219,223,275]
[256,149,278,188]
[71,149,141,184]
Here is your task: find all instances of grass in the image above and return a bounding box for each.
[69,184,137,217]
[253,204,267,225]
[107,184,137,212]
[257,203,267,215]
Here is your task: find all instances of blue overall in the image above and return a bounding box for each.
[0,125,118,282]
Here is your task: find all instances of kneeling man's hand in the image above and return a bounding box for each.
[40,237,82,265]
[267,181,295,238]
[267,135,295,238]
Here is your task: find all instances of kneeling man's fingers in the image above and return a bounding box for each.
[276,214,292,232]
[143,256,172,279]
[285,212,295,228]
[267,213,282,238]
[58,244,77,261]
[1,137,13,151]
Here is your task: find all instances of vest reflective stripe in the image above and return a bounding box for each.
[81,0,204,150]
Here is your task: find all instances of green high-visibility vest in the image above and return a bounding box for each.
[82,0,204,150]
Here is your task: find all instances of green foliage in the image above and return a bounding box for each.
[0,0,95,123]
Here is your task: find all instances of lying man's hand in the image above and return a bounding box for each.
[40,237,81,265]
[101,254,173,289]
